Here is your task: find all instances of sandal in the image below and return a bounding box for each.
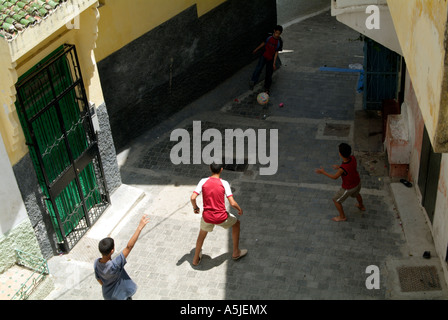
[400,179,412,188]
[232,249,248,261]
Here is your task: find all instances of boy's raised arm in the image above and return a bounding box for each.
[123,214,150,258]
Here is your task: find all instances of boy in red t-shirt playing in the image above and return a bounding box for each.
[249,25,283,94]
[190,164,247,266]
[315,143,365,222]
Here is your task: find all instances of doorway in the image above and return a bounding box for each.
[15,45,110,252]
[418,126,441,223]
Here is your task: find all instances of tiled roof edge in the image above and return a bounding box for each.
[0,0,69,42]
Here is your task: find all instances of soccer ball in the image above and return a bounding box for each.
[257,92,269,105]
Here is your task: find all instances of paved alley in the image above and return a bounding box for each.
[45,11,448,302]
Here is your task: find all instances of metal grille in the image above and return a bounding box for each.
[397,266,442,292]
[0,250,49,300]
[323,123,351,138]
[15,45,110,253]
[223,161,249,172]
[363,38,401,110]
[141,121,253,178]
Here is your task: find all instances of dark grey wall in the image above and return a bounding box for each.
[98,0,277,151]
[96,103,121,193]
[13,155,56,259]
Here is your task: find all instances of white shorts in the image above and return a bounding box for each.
[332,183,361,203]
[200,213,238,232]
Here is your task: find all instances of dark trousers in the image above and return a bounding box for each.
[251,56,274,90]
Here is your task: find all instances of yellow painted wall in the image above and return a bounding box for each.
[94,0,227,62]
[0,5,104,166]
[0,40,26,166]
[388,0,448,286]
[387,0,448,150]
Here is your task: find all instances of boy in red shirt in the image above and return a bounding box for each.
[190,164,247,266]
[250,25,283,94]
[315,143,365,222]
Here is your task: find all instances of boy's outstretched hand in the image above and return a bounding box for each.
[315,166,343,180]
[123,214,150,258]
[137,214,150,231]
[315,167,325,174]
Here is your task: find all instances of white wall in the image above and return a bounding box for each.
[331,0,402,55]
[0,131,28,237]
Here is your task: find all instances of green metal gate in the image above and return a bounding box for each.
[15,45,110,253]
[363,38,401,110]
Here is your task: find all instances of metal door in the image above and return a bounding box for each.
[15,45,110,253]
[418,127,441,223]
[363,38,401,110]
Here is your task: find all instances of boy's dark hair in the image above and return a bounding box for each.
[339,143,352,158]
[274,25,283,33]
[210,163,223,174]
[99,237,114,256]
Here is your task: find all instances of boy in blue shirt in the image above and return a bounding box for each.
[94,214,150,300]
